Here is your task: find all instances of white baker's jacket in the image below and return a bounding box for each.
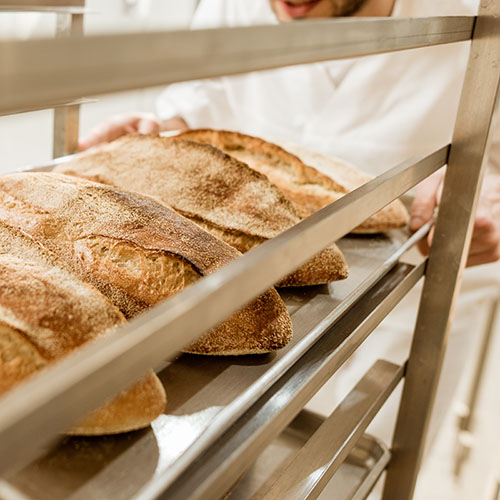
[157,0,484,177]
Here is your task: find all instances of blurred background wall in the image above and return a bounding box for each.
[0,0,198,171]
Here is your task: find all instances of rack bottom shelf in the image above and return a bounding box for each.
[227,410,390,500]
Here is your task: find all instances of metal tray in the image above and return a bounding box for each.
[227,410,390,500]
[0,228,411,500]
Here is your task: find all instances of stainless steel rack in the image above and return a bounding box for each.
[0,2,499,499]
[0,0,85,155]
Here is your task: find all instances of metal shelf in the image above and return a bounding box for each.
[254,359,403,500]
[0,4,498,499]
[0,148,443,478]
[1,238,422,500]
[229,414,390,500]
[158,265,421,500]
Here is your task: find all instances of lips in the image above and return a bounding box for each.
[278,0,322,18]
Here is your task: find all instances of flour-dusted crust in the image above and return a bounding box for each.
[179,129,409,233]
[0,173,292,354]
[56,135,349,286]
[276,141,410,233]
[0,221,166,435]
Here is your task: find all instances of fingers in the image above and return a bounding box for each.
[137,118,160,135]
[417,226,434,257]
[409,170,445,232]
[78,112,161,151]
[467,249,500,267]
[160,116,189,132]
[466,206,500,266]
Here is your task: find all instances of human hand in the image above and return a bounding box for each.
[78,112,162,151]
[410,169,500,267]
[79,113,189,151]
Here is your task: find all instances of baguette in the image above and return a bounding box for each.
[177,129,409,233]
[0,221,166,435]
[56,135,349,287]
[0,173,292,355]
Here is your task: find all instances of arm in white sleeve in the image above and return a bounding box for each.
[156,77,238,130]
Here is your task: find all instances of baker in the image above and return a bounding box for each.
[79,0,500,451]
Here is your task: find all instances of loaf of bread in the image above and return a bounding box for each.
[177,129,409,233]
[55,135,349,287]
[0,173,292,355]
[0,221,166,435]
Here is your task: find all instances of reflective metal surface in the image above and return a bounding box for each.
[0,98,97,117]
[228,415,390,500]
[158,263,424,500]
[0,0,84,6]
[383,1,500,498]
[0,149,440,477]
[0,17,473,114]
[0,6,89,13]
[1,240,421,499]
[260,360,403,500]
[52,11,83,158]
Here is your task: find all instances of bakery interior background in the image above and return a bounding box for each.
[0,0,198,172]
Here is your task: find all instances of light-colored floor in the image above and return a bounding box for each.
[414,299,500,500]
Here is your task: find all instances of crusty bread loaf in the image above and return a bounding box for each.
[275,140,410,233]
[0,173,292,355]
[0,221,166,435]
[178,129,409,233]
[55,135,348,287]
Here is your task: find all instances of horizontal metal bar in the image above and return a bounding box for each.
[0,147,444,477]
[0,0,84,7]
[159,263,423,500]
[9,152,78,172]
[261,360,403,500]
[0,16,474,114]
[0,98,97,117]
[0,6,90,13]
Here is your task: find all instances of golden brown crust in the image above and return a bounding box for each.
[0,174,293,355]
[180,130,409,233]
[69,370,167,435]
[0,172,239,317]
[0,222,166,435]
[276,246,348,287]
[56,135,348,286]
[185,288,292,355]
[277,141,410,233]
[57,135,300,240]
[0,321,47,394]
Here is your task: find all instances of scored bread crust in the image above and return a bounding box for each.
[55,135,348,286]
[0,173,292,355]
[276,141,410,233]
[178,129,409,233]
[0,221,166,435]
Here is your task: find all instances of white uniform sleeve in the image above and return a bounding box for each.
[156,78,236,129]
